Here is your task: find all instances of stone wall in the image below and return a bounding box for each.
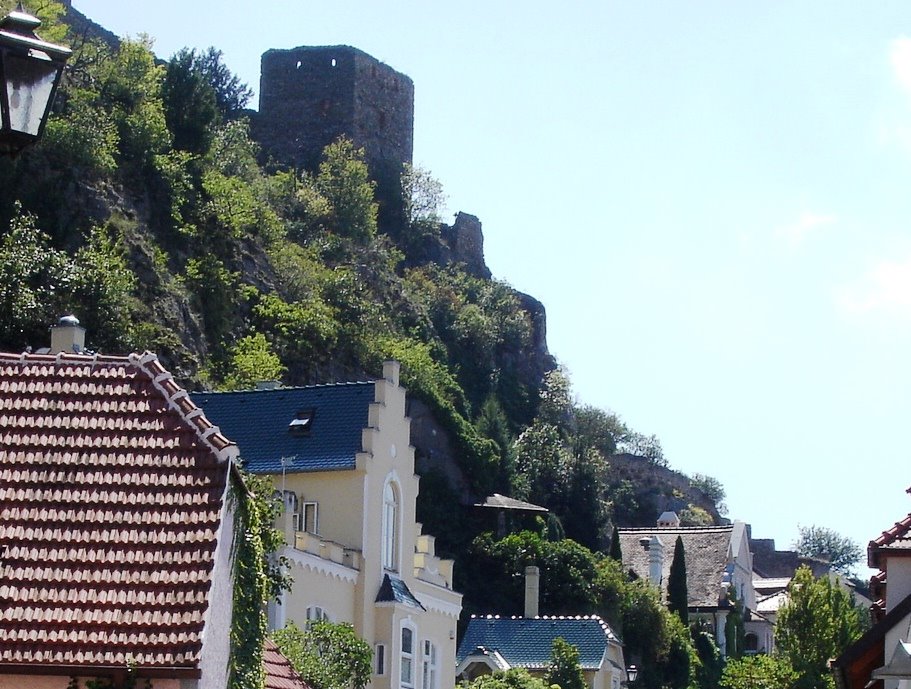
[256,45,414,197]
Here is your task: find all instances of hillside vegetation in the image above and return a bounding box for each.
[0,8,730,686]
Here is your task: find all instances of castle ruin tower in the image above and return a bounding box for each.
[256,45,414,224]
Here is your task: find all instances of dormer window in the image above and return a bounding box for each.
[288,409,315,437]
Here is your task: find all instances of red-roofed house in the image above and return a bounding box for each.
[833,488,911,689]
[0,347,239,689]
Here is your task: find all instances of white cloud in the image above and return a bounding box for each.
[774,211,837,248]
[838,254,911,317]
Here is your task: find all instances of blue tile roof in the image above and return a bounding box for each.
[456,616,617,670]
[376,574,426,610]
[191,383,375,474]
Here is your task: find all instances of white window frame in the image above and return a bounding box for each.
[400,623,415,689]
[300,501,319,534]
[305,605,330,627]
[382,479,400,572]
[422,639,438,689]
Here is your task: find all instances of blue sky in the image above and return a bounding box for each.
[73,0,911,571]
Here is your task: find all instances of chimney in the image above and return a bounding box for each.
[648,535,664,586]
[524,565,540,618]
[49,315,85,353]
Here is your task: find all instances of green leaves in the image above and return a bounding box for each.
[545,638,587,689]
[775,566,863,689]
[272,621,372,689]
[0,207,75,348]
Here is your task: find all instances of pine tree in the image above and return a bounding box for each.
[667,536,688,625]
[609,526,623,562]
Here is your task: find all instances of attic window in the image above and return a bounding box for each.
[289,409,316,437]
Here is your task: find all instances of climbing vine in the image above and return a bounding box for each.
[228,466,289,689]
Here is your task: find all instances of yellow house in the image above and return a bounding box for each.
[193,362,462,689]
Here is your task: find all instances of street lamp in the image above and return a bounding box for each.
[626,665,639,685]
[0,3,71,155]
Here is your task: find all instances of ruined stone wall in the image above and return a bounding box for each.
[257,45,414,180]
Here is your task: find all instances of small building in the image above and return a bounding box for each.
[455,615,626,689]
[193,362,461,689]
[618,516,773,655]
[0,346,238,689]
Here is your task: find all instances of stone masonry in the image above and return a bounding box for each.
[257,45,414,190]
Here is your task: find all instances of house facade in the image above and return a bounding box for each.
[193,361,462,689]
[618,514,773,656]
[834,499,911,689]
[0,346,238,689]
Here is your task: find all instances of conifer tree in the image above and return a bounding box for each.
[667,536,688,625]
[609,526,623,562]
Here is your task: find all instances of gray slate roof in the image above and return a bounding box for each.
[376,574,425,610]
[617,526,734,608]
[457,615,618,670]
[191,383,375,474]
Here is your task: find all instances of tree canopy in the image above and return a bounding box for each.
[794,525,863,575]
[775,566,863,689]
[272,621,372,689]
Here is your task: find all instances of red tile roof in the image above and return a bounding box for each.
[869,514,911,571]
[264,639,311,689]
[0,351,236,673]
[871,514,911,549]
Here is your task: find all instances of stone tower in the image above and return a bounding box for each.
[257,45,414,212]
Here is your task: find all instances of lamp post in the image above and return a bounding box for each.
[626,665,639,685]
[0,3,71,155]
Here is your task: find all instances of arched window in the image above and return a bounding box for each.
[400,624,415,689]
[305,605,330,627]
[744,632,759,653]
[382,480,399,571]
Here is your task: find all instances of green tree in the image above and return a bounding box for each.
[98,37,170,163]
[608,527,622,562]
[794,525,862,575]
[692,625,724,689]
[621,579,696,689]
[0,206,76,350]
[667,536,688,625]
[724,585,745,660]
[72,225,138,352]
[775,566,863,689]
[720,655,797,689]
[220,332,285,390]
[545,638,587,689]
[162,48,219,153]
[196,47,253,117]
[401,162,446,229]
[273,621,372,689]
[463,669,549,689]
[315,137,378,242]
[475,394,515,493]
[688,473,728,515]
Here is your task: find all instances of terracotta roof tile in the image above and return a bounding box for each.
[0,351,236,671]
[264,639,311,689]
